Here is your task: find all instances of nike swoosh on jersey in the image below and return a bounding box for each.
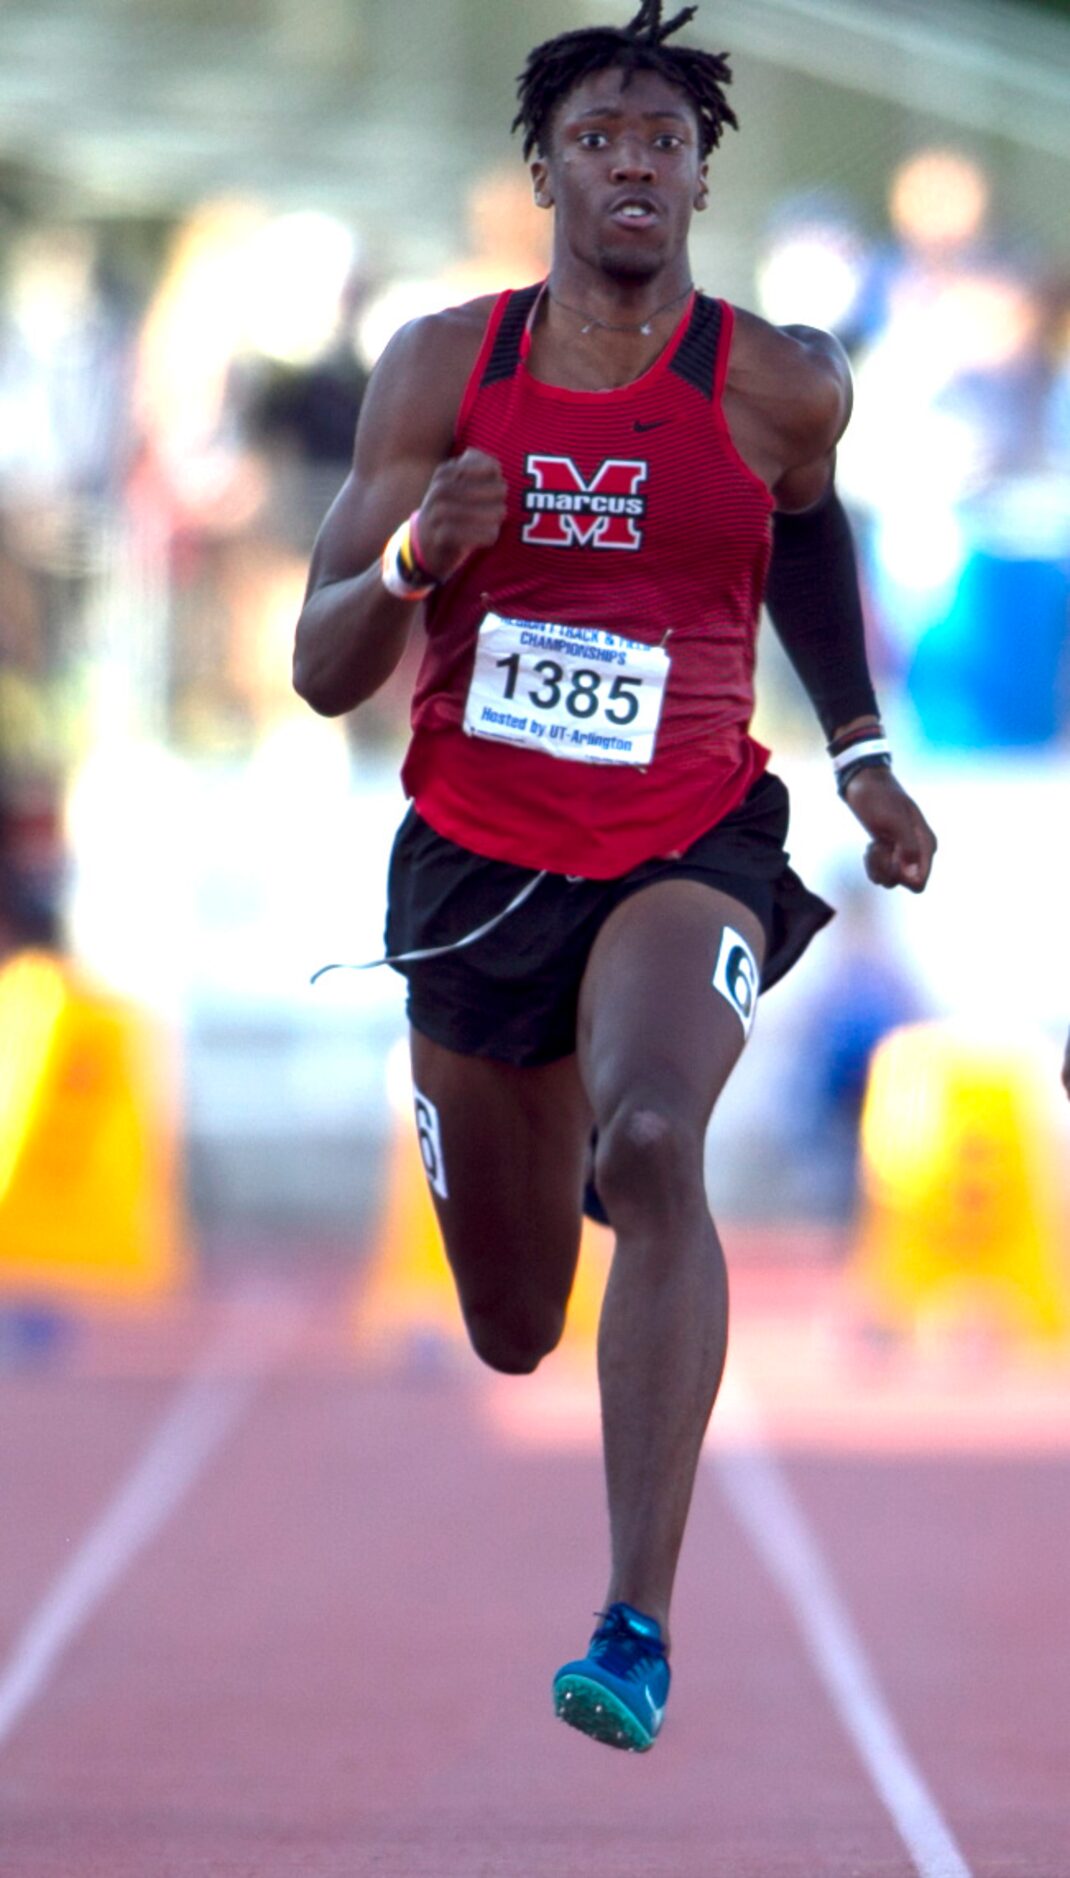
[633,419,670,432]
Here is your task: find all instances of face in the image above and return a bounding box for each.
[531,65,709,284]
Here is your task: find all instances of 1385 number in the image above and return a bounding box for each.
[495,654,642,725]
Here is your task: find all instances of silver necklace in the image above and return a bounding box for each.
[548,283,695,336]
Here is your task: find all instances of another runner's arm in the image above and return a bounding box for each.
[292,305,506,717]
[763,325,878,743]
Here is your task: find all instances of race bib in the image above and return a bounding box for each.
[463,612,670,766]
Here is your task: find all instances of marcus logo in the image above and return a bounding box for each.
[522,454,648,550]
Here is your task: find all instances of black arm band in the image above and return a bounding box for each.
[764,486,880,740]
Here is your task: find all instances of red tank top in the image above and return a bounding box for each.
[401,283,774,877]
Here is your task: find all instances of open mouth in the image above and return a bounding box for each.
[608,195,660,230]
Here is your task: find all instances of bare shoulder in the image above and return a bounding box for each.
[726,304,852,451]
[353,292,502,468]
[382,293,500,377]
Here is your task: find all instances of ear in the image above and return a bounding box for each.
[695,162,710,212]
[530,158,553,209]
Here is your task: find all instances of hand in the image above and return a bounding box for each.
[415,449,508,583]
[843,765,936,893]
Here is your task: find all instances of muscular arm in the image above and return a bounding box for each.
[724,316,873,733]
[728,314,936,892]
[292,301,505,717]
[748,322,878,738]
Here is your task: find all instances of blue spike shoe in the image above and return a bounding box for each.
[553,1602,670,1752]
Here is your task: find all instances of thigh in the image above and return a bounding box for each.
[577,878,767,1130]
[408,1028,591,1317]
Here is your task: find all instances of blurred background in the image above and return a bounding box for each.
[0,0,1068,1323]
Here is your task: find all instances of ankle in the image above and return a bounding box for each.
[604,1591,671,1653]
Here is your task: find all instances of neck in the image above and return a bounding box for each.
[527,280,694,393]
[548,248,695,316]
[545,271,695,339]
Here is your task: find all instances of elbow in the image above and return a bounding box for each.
[292,648,324,714]
[292,643,347,718]
[292,589,408,715]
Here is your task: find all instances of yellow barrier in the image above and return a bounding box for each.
[0,951,189,1301]
[558,1217,613,1359]
[854,1020,1070,1342]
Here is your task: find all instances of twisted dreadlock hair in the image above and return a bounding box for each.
[513,1,737,162]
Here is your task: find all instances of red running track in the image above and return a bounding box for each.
[0,1256,1067,1877]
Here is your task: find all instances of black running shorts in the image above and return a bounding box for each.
[384,770,833,1066]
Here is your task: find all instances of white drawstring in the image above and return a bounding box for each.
[310,870,548,984]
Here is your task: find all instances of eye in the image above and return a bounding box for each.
[653,134,683,151]
[578,131,609,149]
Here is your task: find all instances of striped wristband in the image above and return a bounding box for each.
[380,513,436,601]
[827,719,883,757]
[832,737,893,797]
[827,720,891,796]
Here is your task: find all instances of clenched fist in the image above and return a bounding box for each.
[842,765,936,893]
[416,449,508,584]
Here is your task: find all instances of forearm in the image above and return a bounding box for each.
[292,565,416,717]
[764,486,879,741]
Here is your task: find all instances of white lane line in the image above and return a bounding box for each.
[0,1284,304,1751]
[711,1383,974,1878]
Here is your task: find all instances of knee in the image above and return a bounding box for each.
[464,1301,565,1375]
[594,1101,704,1228]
